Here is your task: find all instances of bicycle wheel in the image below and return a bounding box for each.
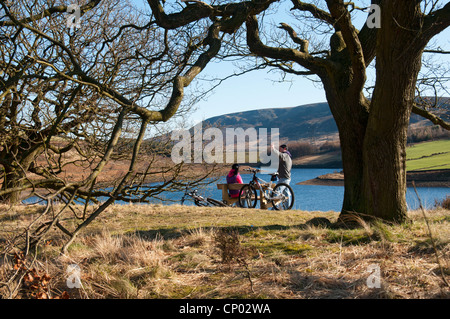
[238,185,258,208]
[271,183,294,210]
[206,198,228,207]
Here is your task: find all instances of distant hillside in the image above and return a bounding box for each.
[203,102,338,143]
[202,98,450,144]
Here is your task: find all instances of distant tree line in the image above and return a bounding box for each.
[407,126,450,144]
[287,140,341,158]
[288,126,450,158]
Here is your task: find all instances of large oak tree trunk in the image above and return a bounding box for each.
[321,77,370,219]
[338,109,369,217]
[362,0,424,222]
[320,29,371,219]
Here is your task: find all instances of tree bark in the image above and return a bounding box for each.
[362,0,425,222]
[319,28,371,219]
[321,77,370,218]
[1,145,43,204]
[1,165,24,204]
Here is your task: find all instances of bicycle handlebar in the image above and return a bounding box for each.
[243,168,278,176]
[243,168,260,173]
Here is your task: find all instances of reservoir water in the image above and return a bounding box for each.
[23,168,448,212]
[150,168,448,212]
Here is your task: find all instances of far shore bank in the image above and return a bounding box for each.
[297,169,450,188]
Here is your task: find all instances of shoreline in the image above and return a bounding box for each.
[297,169,450,188]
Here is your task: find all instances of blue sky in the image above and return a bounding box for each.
[188,34,450,125]
[132,0,450,125]
[179,1,450,125]
[188,61,327,124]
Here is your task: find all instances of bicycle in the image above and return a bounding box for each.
[238,168,295,210]
[181,186,228,207]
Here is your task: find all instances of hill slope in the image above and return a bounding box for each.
[203,102,338,142]
[203,99,450,143]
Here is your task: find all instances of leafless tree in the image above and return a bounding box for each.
[0,0,229,261]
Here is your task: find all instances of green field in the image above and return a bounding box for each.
[406,139,450,171]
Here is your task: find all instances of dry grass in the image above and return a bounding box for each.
[1,203,449,299]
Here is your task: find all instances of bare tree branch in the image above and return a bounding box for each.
[326,0,366,91]
[412,104,450,131]
[290,0,335,25]
[278,22,309,53]
[0,0,102,27]
[245,15,326,76]
[422,1,450,43]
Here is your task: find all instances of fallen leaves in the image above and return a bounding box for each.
[14,252,70,299]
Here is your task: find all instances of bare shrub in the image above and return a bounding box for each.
[214,229,248,264]
[319,141,341,153]
[435,195,450,210]
[287,141,318,157]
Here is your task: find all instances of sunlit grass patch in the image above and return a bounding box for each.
[1,204,449,299]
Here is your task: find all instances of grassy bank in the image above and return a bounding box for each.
[406,139,450,171]
[1,204,449,299]
[291,138,450,170]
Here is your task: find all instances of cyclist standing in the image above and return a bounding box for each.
[271,144,292,185]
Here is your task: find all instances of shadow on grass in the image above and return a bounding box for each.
[126,216,358,241]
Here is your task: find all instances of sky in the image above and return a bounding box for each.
[188,38,450,126]
[187,61,327,124]
[131,0,450,126]
[177,1,450,126]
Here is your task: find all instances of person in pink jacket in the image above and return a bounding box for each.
[226,164,243,198]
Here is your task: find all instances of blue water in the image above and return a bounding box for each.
[145,168,448,212]
[23,168,448,212]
